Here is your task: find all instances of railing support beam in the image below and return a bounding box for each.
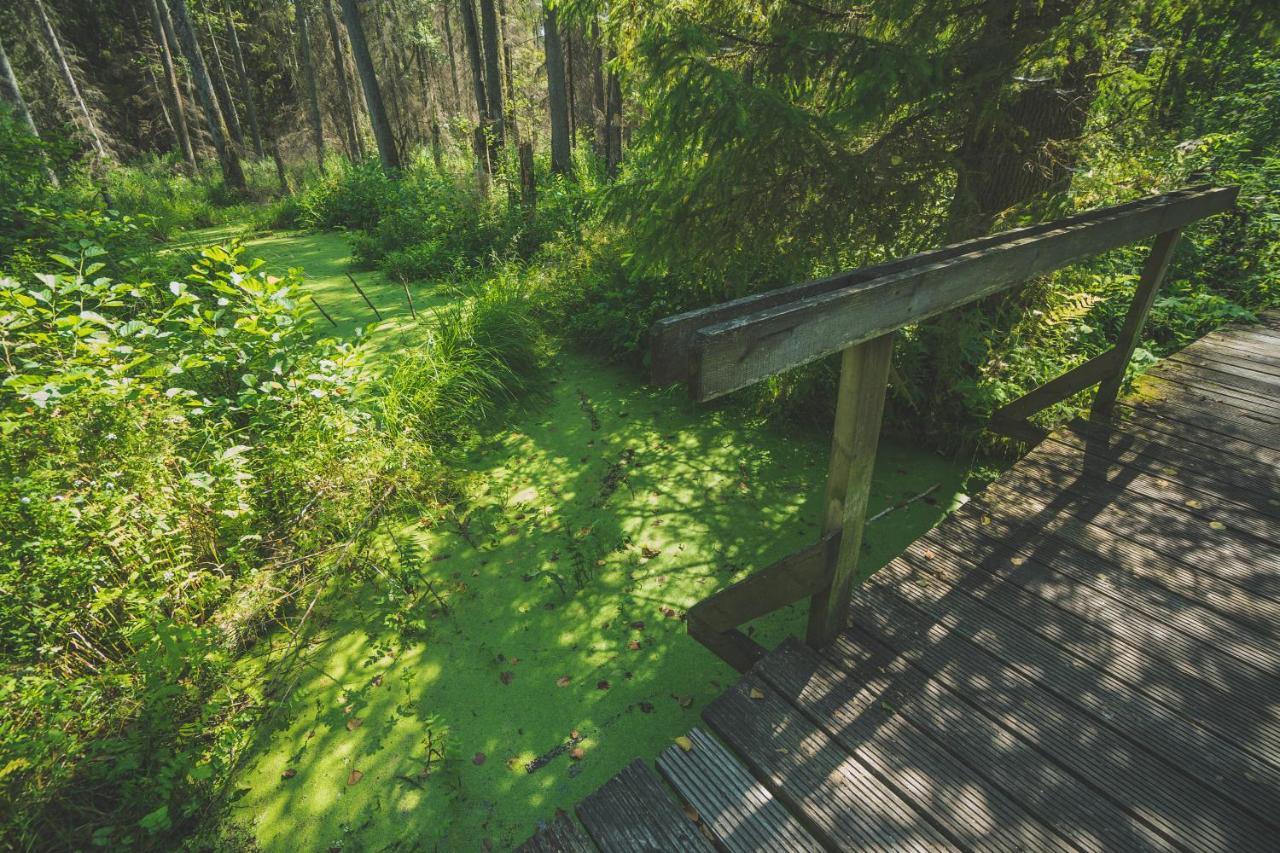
[805,332,895,649]
[1093,227,1183,414]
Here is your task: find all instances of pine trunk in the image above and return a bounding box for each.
[147,0,196,169]
[442,5,461,112]
[458,0,489,172]
[33,0,108,160]
[294,0,328,170]
[604,45,621,176]
[590,21,605,157]
[158,0,204,157]
[497,0,517,143]
[203,18,244,147]
[338,0,401,172]
[565,26,576,142]
[478,0,504,149]
[169,0,246,189]
[543,4,571,176]
[0,32,57,183]
[223,3,264,158]
[322,0,363,160]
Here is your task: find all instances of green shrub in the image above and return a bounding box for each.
[0,238,445,848]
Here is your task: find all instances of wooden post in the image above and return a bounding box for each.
[805,332,895,648]
[1092,227,1183,414]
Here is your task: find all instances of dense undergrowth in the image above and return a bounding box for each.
[285,57,1277,454]
[0,115,545,848]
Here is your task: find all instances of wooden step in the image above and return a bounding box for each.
[517,810,595,853]
[657,727,821,852]
[575,759,712,852]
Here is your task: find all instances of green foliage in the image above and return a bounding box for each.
[299,149,597,286]
[0,207,548,845]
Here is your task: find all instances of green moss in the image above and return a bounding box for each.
[220,231,978,851]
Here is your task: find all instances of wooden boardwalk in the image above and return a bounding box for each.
[520,314,1280,852]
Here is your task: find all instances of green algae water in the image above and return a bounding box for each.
[212,228,979,850]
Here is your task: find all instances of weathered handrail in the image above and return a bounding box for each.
[651,186,1239,670]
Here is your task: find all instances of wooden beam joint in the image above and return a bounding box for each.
[686,533,838,671]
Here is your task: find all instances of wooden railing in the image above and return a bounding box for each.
[650,185,1238,671]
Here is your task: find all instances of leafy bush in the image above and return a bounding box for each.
[300,150,598,286]
[0,238,448,848]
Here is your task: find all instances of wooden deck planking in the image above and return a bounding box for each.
[575,759,712,851]
[520,317,1280,852]
[655,728,821,852]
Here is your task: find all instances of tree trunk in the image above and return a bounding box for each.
[478,0,504,149]
[518,140,535,211]
[458,0,489,172]
[223,2,264,158]
[322,0,363,160]
[338,0,401,172]
[442,4,461,113]
[604,46,621,176]
[948,48,1103,239]
[0,32,57,183]
[590,21,605,157]
[294,0,327,171]
[565,26,576,142]
[158,0,204,159]
[203,17,244,147]
[33,0,108,160]
[169,0,246,190]
[272,138,292,194]
[147,0,196,170]
[498,0,517,143]
[543,3,571,176]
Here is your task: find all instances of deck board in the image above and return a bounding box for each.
[521,317,1280,851]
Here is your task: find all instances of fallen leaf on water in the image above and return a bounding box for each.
[570,747,585,761]
[472,753,487,766]
[556,675,571,687]
[674,736,693,752]
[749,687,765,700]
[346,717,363,731]
[499,671,514,685]
[281,768,297,779]
[347,769,363,786]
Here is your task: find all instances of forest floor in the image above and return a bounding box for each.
[191,226,982,850]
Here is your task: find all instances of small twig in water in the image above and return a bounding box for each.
[867,482,941,524]
[310,294,338,327]
[346,272,383,321]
